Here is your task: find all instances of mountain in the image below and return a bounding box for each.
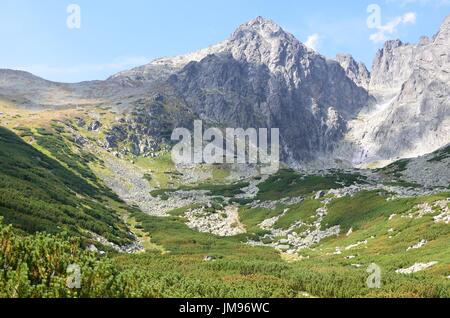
[109,41,228,84]
[1,15,449,168]
[0,69,107,108]
[369,16,450,161]
[161,17,370,162]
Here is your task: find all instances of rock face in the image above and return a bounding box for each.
[326,15,450,168]
[370,40,417,91]
[166,17,369,161]
[376,17,450,161]
[335,54,370,89]
[103,96,193,157]
[109,41,228,84]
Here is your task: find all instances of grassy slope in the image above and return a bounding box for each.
[274,199,321,229]
[0,126,132,245]
[116,168,449,297]
[256,169,366,201]
[113,196,450,298]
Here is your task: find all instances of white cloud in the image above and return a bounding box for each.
[402,12,417,23]
[305,33,320,50]
[370,32,387,43]
[369,12,417,43]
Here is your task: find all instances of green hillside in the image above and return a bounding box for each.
[0,126,132,245]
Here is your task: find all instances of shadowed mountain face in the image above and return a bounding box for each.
[1,15,449,167]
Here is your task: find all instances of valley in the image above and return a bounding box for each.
[0,100,449,297]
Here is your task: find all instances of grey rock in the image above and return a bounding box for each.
[74,134,87,146]
[396,262,438,274]
[168,17,369,162]
[326,15,450,168]
[87,244,98,253]
[203,256,215,262]
[75,117,86,128]
[89,120,102,132]
[314,190,326,200]
[276,245,291,251]
[335,54,370,89]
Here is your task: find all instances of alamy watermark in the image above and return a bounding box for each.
[366,263,382,289]
[67,4,81,29]
[367,4,382,30]
[66,264,81,289]
[171,120,280,175]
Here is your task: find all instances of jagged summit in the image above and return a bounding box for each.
[439,14,450,30]
[231,16,285,39]
[433,14,450,44]
[327,13,450,168]
[248,16,279,26]
[110,16,309,83]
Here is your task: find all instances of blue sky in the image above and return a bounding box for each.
[0,0,448,82]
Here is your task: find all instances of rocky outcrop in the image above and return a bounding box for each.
[335,54,370,89]
[395,144,450,188]
[109,41,228,84]
[103,95,194,156]
[372,16,450,156]
[185,205,246,237]
[396,262,438,274]
[369,40,417,91]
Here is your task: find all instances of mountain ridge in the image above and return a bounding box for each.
[1,15,449,168]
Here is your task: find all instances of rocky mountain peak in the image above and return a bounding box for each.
[225,16,311,87]
[109,16,313,87]
[370,14,450,92]
[167,17,370,162]
[384,39,405,51]
[369,39,416,91]
[109,17,299,84]
[433,14,450,44]
[439,14,450,30]
[228,16,305,52]
[331,14,450,168]
[231,16,284,40]
[335,54,370,89]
